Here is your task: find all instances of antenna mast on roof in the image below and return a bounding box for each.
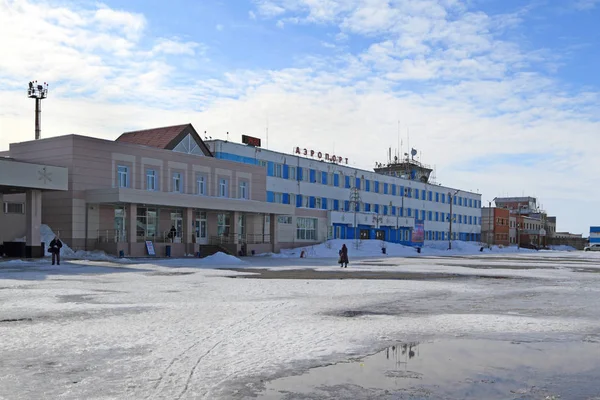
[266,116,269,150]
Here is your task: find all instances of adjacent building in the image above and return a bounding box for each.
[590,227,600,244]
[481,207,510,247]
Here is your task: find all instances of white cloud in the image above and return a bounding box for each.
[216,24,224,31]
[93,6,146,40]
[276,19,285,28]
[574,0,600,10]
[151,38,200,56]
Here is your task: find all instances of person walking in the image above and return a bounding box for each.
[339,244,349,268]
[49,236,63,265]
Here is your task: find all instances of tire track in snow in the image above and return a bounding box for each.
[147,308,265,399]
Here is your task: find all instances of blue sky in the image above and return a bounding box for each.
[0,0,599,234]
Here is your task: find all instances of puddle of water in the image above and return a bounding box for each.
[259,339,600,399]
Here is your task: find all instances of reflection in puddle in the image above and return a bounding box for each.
[259,339,600,399]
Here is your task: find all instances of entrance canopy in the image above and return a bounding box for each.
[0,158,68,193]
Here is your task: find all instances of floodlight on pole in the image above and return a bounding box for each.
[27,81,49,140]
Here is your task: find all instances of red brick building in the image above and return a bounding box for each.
[481,207,510,247]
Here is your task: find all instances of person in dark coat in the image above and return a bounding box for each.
[168,225,177,242]
[49,236,63,265]
[339,244,349,268]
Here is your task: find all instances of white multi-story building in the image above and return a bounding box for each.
[207,139,482,247]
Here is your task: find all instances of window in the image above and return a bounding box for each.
[136,207,157,240]
[274,164,283,178]
[297,217,317,240]
[219,178,228,197]
[196,175,206,195]
[172,172,182,193]
[315,197,322,209]
[278,216,293,224]
[217,213,231,236]
[289,167,296,180]
[239,181,248,199]
[258,160,267,168]
[3,202,24,214]
[118,165,128,188]
[146,169,157,191]
[274,192,283,203]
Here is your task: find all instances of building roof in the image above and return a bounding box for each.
[116,124,213,156]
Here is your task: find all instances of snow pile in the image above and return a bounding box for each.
[199,252,246,265]
[40,224,119,261]
[548,245,577,252]
[262,239,539,258]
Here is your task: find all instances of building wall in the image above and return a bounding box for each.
[590,227,600,244]
[8,135,272,252]
[209,140,482,244]
[0,193,27,243]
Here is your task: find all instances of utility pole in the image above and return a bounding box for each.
[448,190,459,250]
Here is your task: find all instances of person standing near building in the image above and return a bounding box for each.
[168,225,177,242]
[49,236,63,265]
[339,244,349,268]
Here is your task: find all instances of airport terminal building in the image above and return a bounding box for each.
[1,124,481,257]
[207,136,482,247]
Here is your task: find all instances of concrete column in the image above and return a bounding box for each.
[270,213,278,252]
[232,211,240,244]
[183,208,193,243]
[128,203,137,251]
[25,190,42,257]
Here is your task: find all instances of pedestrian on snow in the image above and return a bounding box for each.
[339,244,349,268]
[49,236,63,265]
[168,225,177,242]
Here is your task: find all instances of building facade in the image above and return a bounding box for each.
[0,157,68,257]
[481,207,510,247]
[589,227,600,244]
[207,139,482,246]
[5,125,293,257]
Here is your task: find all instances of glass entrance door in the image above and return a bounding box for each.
[195,211,208,244]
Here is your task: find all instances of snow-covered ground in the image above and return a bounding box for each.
[1,245,599,399]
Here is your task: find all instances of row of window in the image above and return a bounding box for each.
[117,166,249,199]
[425,231,481,241]
[267,163,480,208]
[267,192,482,225]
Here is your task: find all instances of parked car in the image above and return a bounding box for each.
[584,244,600,252]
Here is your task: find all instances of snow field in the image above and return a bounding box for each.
[1,253,600,399]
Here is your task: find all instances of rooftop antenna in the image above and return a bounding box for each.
[27,80,48,140]
[397,120,400,164]
[204,131,207,140]
[226,131,229,142]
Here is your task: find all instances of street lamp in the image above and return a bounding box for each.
[448,189,459,250]
[487,197,497,249]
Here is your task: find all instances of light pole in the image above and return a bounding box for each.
[487,197,497,249]
[27,81,49,140]
[448,189,459,250]
[349,180,361,250]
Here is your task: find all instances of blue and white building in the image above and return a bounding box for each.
[590,227,600,244]
[207,139,482,248]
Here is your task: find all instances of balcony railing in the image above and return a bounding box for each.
[210,233,271,245]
